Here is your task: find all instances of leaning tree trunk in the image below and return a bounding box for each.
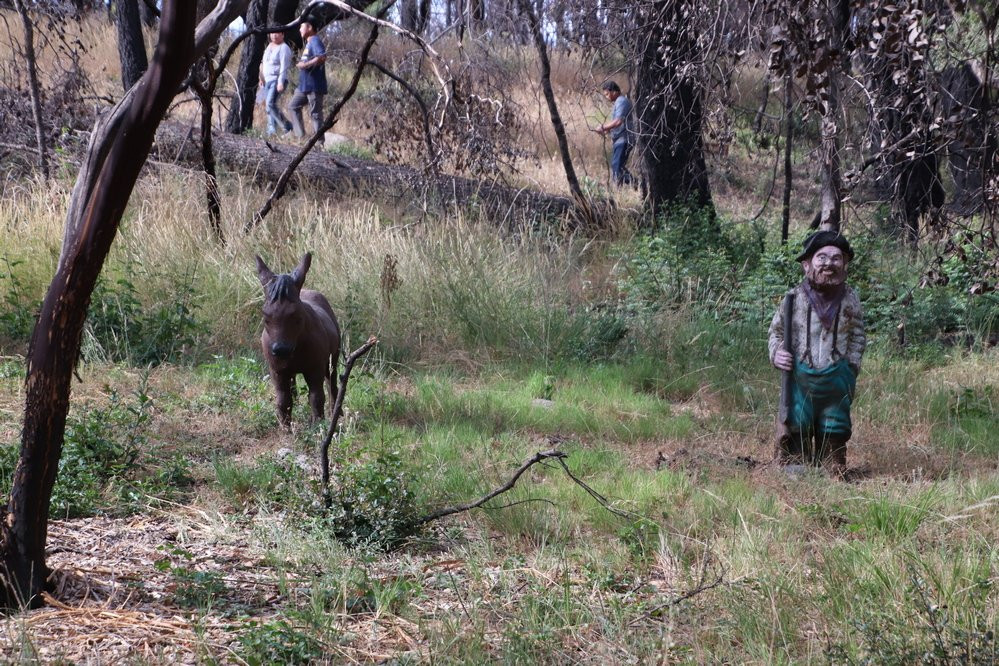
[815,0,850,231]
[401,0,419,30]
[114,0,149,91]
[224,0,269,134]
[13,0,49,179]
[634,0,713,219]
[0,0,249,611]
[517,0,594,226]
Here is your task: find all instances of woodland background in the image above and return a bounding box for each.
[0,0,997,662]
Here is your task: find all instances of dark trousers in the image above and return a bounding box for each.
[611,140,634,186]
[289,90,325,144]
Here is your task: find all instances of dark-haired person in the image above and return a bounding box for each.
[768,231,867,469]
[289,20,327,146]
[596,80,634,186]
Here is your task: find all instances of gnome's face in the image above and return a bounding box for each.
[801,245,848,290]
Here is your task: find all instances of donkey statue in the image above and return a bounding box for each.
[256,253,341,427]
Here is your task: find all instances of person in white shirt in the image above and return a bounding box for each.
[259,31,293,136]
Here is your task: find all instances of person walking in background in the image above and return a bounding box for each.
[768,231,867,471]
[289,19,328,146]
[259,31,293,136]
[596,80,635,186]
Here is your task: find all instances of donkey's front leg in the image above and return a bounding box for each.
[272,373,294,428]
[304,371,326,423]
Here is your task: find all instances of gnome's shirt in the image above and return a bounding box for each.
[768,282,866,371]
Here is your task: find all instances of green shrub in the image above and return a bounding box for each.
[237,618,325,665]
[84,267,202,366]
[0,383,189,518]
[0,256,38,345]
[325,444,420,549]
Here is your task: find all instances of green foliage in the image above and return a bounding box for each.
[527,371,556,400]
[839,489,940,540]
[620,207,740,317]
[827,565,997,664]
[155,545,229,610]
[325,443,420,549]
[214,440,420,551]
[0,256,38,344]
[84,267,202,366]
[213,455,308,511]
[0,382,190,518]
[323,141,375,160]
[237,618,325,665]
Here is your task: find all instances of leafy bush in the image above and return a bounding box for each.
[237,619,324,665]
[326,445,420,549]
[83,267,202,366]
[0,383,189,518]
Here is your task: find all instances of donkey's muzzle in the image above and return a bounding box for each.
[270,342,295,358]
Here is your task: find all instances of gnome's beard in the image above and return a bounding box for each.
[805,263,847,293]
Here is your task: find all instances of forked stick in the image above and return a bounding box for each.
[320,336,378,502]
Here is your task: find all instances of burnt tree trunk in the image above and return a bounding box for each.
[517,0,593,225]
[781,75,793,244]
[634,0,713,220]
[224,0,269,134]
[401,0,419,30]
[943,62,997,215]
[138,0,158,26]
[0,0,248,611]
[13,0,49,179]
[114,0,149,91]
[815,0,849,231]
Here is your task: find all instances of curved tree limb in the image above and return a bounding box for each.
[321,0,454,125]
[365,58,439,169]
[412,450,569,527]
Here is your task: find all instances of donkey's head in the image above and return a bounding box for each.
[256,252,313,360]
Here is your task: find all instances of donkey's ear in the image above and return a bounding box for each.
[256,255,275,287]
[292,252,312,288]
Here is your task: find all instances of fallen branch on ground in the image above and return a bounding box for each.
[412,450,568,527]
[630,555,726,625]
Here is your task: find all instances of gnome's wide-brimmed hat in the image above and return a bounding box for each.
[795,230,855,262]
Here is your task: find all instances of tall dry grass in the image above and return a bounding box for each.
[0,167,605,364]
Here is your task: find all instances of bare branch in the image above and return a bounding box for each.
[319,336,379,499]
[412,450,568,526]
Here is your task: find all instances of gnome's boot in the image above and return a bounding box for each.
[817,433,848,475]
[777,432,805,464]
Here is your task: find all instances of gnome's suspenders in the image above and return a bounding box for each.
[802,302,842,367]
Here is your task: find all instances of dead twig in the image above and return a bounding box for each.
[552,455,642,520]
[412,450,568,526]
[630,558,726,625]
[320,336,378,503]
